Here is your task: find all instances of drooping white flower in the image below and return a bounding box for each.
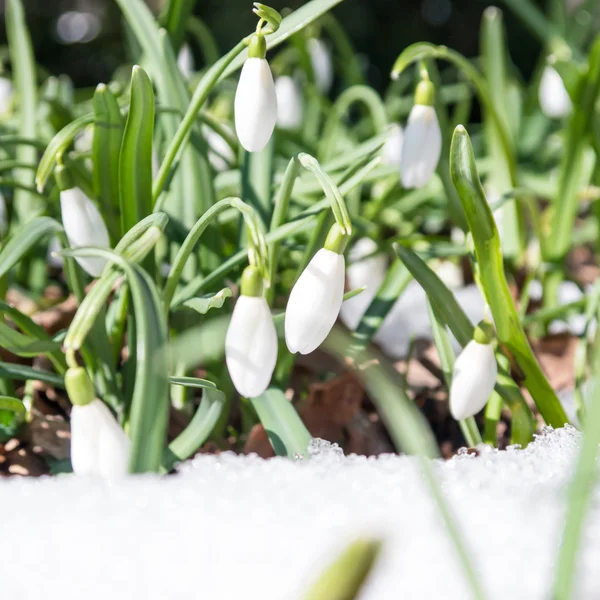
[0,77,13,115]
[382,124,404,168]
[449,323,497,420]
[285,227,346,354]
[225,269,277,397]
[60,186,110,277]
[307,38,333,94]
[275,76,303,130]
[71,399,130,478]
[339,238,388,330]
[202,124,236,172]
[177,43,195,80]
[539,66,571,119]
[234,35,277,153]
[400,80,441,189]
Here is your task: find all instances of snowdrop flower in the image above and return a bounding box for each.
[307,38,333,94]
[286,224,347,354]
[225,266,277,397]
[275,76,303,130]
[339,237,388,330]
[177,43,194,80]
[449,321,497,420]
[0,76,13,115]
[234,33,277,152]
[382,124,404,168]
[539,66,571,119]
[59,173,110,277]
[400,79,442,189]
[66,367,129,478]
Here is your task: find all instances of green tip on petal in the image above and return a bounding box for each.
[473,320,496,345]
[241,265,264,297]
[414,79,435,106]
[248,33,267,59]
[324,223,349,255]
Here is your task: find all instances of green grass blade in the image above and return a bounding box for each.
[0,362,64,388]
[93,84,124,242]
[250,388,312,459]
[6,0,42,219]
[119,66,155,235]
[450,125,568,428]
[160,0,197,52]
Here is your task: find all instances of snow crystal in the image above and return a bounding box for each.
[1,426,596,599]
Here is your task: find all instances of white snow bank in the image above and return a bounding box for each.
[1,427,594,599]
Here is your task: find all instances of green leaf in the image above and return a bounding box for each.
[119,66,155,235]
[180,288,232,315]
[160,0,197,51]
[250,388,312,458]
[0,362,64,387]
[6,0,43,219]
[162,387,225,471]
[93,84,124,242]
[450,125,568,429]
[168,376,217,389]
[303,538,382,600]
[0,395,26,419]
[36,113,95,192]
[0,321,61,356]
[0,217,63,279]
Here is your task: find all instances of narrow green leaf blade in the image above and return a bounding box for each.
[180,288,232,315]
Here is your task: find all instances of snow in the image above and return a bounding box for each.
[1,427,595,599]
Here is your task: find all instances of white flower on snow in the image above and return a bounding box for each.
[339,238,388,330]
[275,76,303,130]
[177,43,195,80]
[382,124,404,168]
[60,186,110,277]
[400,80,441,189]
[225,268,277,397]
[71,399,130,478]
[449,323,497,420]
[307,38,333,94]
[234,35,277,152]
[539,66,571,119]
[285,226,347,354]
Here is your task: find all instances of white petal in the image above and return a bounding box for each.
[307,38,333,94]
[60,187,110,277]
[449,340,497,420]
[225,296,277,397]
[0,77,13,115]
[382,124,404,168]
[275,76,303,130]
[234,58,277,152]
[177,43,195,80]
[71,399,129,478]
[339,238,388,330]
[539,66,571,119]
[400,105,442,189]
[285,248,345,354]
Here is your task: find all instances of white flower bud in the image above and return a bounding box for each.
[60,187,110,277]
[285,248,345,354]
[70,399,130,478]
[450,338,497,420]
[382,124,404,168]
[0,76,13,115]
[177,43,194,80]
[225,295,277,397]
[539,66,571,119]
[307,38,333,94]
[275,76,303,130]
[400,104,442,189]
[234,57,277,152]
